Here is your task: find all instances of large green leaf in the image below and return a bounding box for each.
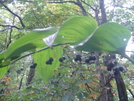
[0,51,20,67]
[0,52,5,64]
[76,23,131,54]
[0,27,57,67]
[55,16,97,45]
[5,27,57,59]
[33,46,63,83]
[0,51,11,68]
[0,66,10,79]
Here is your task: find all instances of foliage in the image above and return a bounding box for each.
[0,16,131,82]
[0,0,134,101]
[34,46,63,82]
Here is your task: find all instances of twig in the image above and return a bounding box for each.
[81,0,96,11]
[18,70,25,89]
[6,28,12,48]
[128,89,134,98]
[0,24,22,30]
[49,1,79,5]
[125,51,134,53]
[1,3,25,28]
[57,74,64,83]
[121,53,134,64]
[0,28,10,32]
[0,43,69,68]
[32,9,45,27]
[80,73,98,92]
[104,75,114,86]
[49,0,88,16]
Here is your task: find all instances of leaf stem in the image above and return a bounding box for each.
[121,53,134,64]
[10,43,69,65]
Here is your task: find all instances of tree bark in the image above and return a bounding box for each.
[97,54,114,101]
[114,73,128,101]
[105,74,114,101]
[26,68,35,87]
[76,0,88,16]
[97,0,113,100]
[99,0,107,24]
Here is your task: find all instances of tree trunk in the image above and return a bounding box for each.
[105,74,114,101]
[99,0,107,24]
[97,0,113,100]
[114,72,128,101]
[97,54,114,101]
[76,0,88,16]
[26,67,35,87]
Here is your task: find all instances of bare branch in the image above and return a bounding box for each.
[1,3,25,28]
[0,24,22,30]
[18,70,25,90]
[128,89,134,98]
[81,0,100,24]
[0,28,10,32]
[49,1,78,5]
[32,9,45,27]
[49,0,88,16]
[81,0,96,11]
[6,28,12,48]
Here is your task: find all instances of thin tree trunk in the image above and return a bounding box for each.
[76,0,88,16]
[26,68,35,87]
[97,0,113,100]
[105,74,114,101]
[103,54,114,101]
[99,0,107,24]
[114,73,128,101]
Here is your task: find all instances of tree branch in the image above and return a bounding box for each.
[81,0,100,24]
[26,67,35,87]
[1,3,25,28]
[114,72,128,101]
[49,1,78,5]
[0,28,10,32]
[0,24,22,30]
[1,43,68,68]
[121,53,134,64]
[6,28,12,48]
[99,0,107,24]
[128,89,134,98]
[32,9,45,27]
[49,0,88,16]
[18,70,25,89]
[81,0,96,11]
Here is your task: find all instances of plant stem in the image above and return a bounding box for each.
[121,53,134,64]
[11,43,68,65]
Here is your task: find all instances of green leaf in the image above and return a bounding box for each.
[0,66,10,79]
[33,46,63,83]
[0,27,57,67]
[55,16,97,45]
[0,52,6,66]
[76,22,131,54]
[5,27,57,59]
[0,51,11,68]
